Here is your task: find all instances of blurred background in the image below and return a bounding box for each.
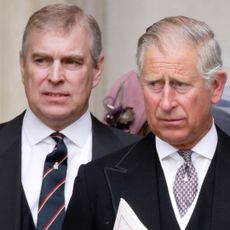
[1,0,230,122]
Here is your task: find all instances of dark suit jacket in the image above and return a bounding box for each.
[212,99,230,136]
[0,112,140,230]
[63,126,230,230]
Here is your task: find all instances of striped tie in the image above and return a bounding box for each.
[37,132,68,230]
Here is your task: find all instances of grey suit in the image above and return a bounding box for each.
[0,112,140,230]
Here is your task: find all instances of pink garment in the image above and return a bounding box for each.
[103,70,146,134]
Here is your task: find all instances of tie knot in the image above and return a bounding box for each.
[50,132,65,143]
[178,150,193,163]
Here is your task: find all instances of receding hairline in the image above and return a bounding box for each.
[21,4,91,57]
[136,16,219,77]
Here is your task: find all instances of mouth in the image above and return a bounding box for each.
[42,92,70,103]
[43,92,69,97]
[159,118,185,126]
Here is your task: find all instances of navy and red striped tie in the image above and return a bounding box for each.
[37,132,67,230]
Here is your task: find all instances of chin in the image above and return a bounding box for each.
[158,131,189,145]
[39,108,70,120]
[46,112,71,120]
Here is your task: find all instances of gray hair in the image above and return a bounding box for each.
[21,3,102,66]
[136,16,222,85]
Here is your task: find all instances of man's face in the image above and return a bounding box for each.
[20,25,103,130]
[140,44,226,149]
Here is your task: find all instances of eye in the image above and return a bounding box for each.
[171,81,191,93]
[33,56,52,68]
[62,58,83,70]
[148,80,164,93]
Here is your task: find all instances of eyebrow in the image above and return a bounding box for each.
[31,52,85,61]
[62,55,84,60]
[31,52,48,58]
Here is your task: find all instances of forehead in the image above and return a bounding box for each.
[25,24,90,54]
[142,43,199,77]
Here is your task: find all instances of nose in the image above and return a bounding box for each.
[159,85,177,111]
[48,61,64,83]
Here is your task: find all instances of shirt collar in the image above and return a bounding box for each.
[156,120,217,161]
[61,111,92,148]
[22,108,92,148]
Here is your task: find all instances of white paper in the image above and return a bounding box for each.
[113,198,148,230]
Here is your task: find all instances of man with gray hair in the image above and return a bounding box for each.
[0,3,139,230]
[63,16,230,230]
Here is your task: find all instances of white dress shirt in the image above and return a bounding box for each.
[156,121,217,230]
[21,108,92,225]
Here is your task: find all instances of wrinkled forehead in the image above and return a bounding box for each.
[143,41,199,65]
[141,42,200,79]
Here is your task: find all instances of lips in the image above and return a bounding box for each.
[161,118,182,122]
[42,92,70,103]
[159,118,185,126]
[43,92,69,97]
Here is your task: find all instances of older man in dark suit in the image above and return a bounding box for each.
[63,16,230,230]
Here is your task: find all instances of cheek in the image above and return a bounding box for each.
[23,67,44,88]
[23,74,32,92]
[70,70,92,87]
[24,76,40,92]
[143,88,158,104]
[70,76,93,102]
[71,78,89,94]
[181,94,208,122]
[143,91,158,116]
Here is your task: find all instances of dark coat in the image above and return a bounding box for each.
[0,112,140,230]
[63,126,230,230]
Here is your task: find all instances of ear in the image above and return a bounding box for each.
[92,54,104,88]
[211,70,227,104]
[19,51,25,84]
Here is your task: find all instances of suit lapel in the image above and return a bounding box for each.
[104,134,161,230]
[91,115,112,159]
